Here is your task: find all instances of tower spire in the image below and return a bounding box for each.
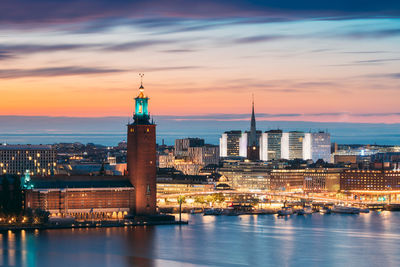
[139,73,144,89]
[247,93,260,160]
[250,93,256,138]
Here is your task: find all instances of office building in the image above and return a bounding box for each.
[220,130,242,157]
[269,169,305,191]
[175,138,204,157]
[302,132,331,163]
[188,145,219,166]
[218,161,270,191]
[0,144,56,176]
[260,130,283,161]
[303,169,341,192]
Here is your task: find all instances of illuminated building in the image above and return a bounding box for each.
[188,145,219,166]
[127,77,157,215]
[340,170,400,191]
[174,138,204,157]
[219,130,242,157]
[173,159,203,175]
[339,170,400,202]
[158,152,175,168]
[218,161,270,191]
[270,169,305,191]
[157,182,214,195]
[288,131,305,160]
[0,144,56,176]
[24,175,134,219]
[305,132,331,163]
[334,155,357,164]
[260,130,283,161]
[303,169,341,192]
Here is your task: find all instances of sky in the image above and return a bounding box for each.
[1,1,400,144]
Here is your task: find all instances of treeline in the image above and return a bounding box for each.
[0,174,23,215]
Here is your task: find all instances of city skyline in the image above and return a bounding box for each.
[1,1,400,124]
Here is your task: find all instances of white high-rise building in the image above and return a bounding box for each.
[239,132,248,157]
[221,130,331,162]
[311,132,331,163]
[303,133,312,160]
[281,133,290,160]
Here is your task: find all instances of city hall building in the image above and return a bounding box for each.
[25,175,134,220]
[23,80,157,219]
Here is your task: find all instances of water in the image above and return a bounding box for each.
[1,212,400,267]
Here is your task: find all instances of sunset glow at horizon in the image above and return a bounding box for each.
[1,1,400,124]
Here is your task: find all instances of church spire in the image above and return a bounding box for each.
[251,94,256,131]
[249,94,257,145]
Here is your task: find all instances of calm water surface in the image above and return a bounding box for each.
[1,212,400,267]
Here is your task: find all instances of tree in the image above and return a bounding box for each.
[1,176,11,214]
[11,175,23,214]
[194,195,206,204]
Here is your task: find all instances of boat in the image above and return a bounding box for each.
[222,208,241,216]
[296,209,305,215]
[385,204,400,211]
[360,208,370,213]
[203,208,222,216]
[252,209,277,215]
[277,207,293,216]
[319,207,331,214]
[331,205,360,214]
[304,206,313,214]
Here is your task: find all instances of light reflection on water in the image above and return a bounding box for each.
[1,212,400,266]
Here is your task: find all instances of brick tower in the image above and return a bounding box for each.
[127,75,156,215]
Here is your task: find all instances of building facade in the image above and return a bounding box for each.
[220,131,242,157]
[0,145,56,176]
[260,130,283,161]
[269,169,305,191]
[188,145,219,166]
[24,176,135,219]
[303,169,341,192]
[218,161,270,191]
[174,138,205,157]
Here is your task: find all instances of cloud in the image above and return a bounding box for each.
[387,73,400,79]
[0,44,97,54]
[1,0,399,28]
[354,58,400,64]
[234,35,286,44]
[0,65,203,79]
[160,49,197,53]
[103,40,175,51]
[0,51,13,60]
[0,40,178,58]
[342,28,400,39]
[156,112,400,121]
[0,66,125,79]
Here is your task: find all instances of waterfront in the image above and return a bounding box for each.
[1,212,400,267]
